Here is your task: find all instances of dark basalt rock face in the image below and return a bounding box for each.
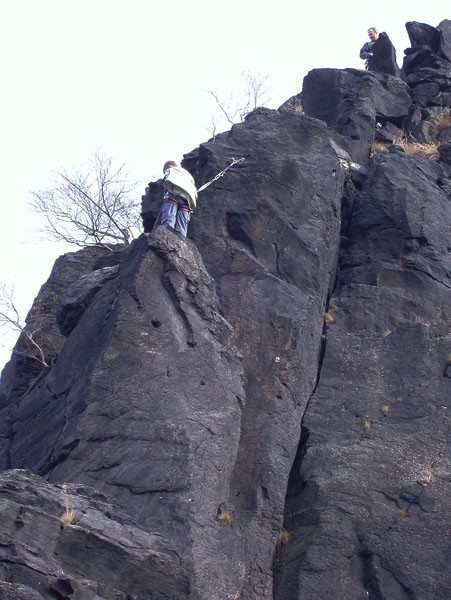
[0,247,112,404]
[302,67,412,164]
[273,149,451,600]
[0,20,450,600]
[402,20,451,142]
[368,32,401,77]
[0,469,190,599]
[56,264,120,337]
[0,246,116,473]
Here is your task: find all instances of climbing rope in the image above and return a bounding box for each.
[197,157,245,193]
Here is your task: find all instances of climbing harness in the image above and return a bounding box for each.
[197,157,245,193]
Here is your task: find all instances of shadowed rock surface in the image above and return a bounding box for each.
[0,470,189,599]
[368,32,401,77]
[0,19,450,600]
[402,19,451,142]
[302,68,411,163]
[272,148,451,600]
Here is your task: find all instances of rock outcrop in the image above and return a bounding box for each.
[0,469,189,599]
[403,20,451,142]
[368,31,401,77]
[302,67,412,162]
[0,19,450,600]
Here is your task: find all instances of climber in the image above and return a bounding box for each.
[360,27,379,69]
[143,157,244,238]
[145,160,197,238]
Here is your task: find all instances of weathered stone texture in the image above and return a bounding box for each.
[0,18,450,600]
[273,150,451,600]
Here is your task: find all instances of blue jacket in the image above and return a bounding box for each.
[360,40,375,60]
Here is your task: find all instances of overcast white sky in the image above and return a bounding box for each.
[0,0,447,372]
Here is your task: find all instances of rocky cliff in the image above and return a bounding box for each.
[0,20,450,600]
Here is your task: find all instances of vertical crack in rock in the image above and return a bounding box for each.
[2,22,451,597]
[184,109,345,597]
[272,142,451,598]
[271,170,358,598]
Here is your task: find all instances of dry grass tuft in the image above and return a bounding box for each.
[60,510,74,526]
[60,484,74,526]
[421,468,433,486]
[433,109,451,134]
[370,141,389,156]
[276,528,291,550]
[393,137,440,159]
[323,311,334,324]
[371,137,440,160]
[396,508,409,521]
[216,511,232,526]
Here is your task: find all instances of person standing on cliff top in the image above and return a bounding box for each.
[360,27,379,69]
[144,160,198,238]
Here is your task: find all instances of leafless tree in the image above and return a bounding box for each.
[206,70,271,136]
[0,285,49,368]
[243,70,271,113]
[30,150,141,249]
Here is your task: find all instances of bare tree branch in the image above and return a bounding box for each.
[0,285,49,368]
[207,89,238,126]
[206,70,271,137]
[30,150,140,248]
